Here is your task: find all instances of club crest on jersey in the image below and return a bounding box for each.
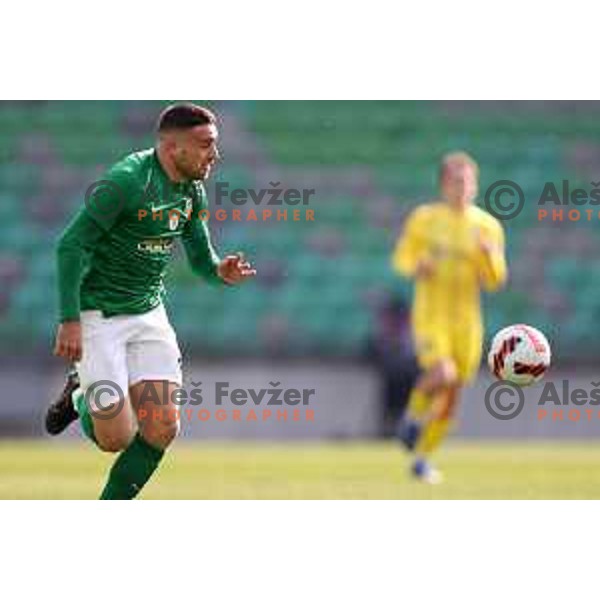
[169,212,180,231]
[168,198,193,230]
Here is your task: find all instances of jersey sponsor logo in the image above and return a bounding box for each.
[137,238,174,254]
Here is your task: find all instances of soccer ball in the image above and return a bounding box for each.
[488,324,551,386]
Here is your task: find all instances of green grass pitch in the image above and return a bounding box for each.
[0,440,599,499]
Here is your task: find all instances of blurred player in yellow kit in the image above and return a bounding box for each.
[392,152,507,483]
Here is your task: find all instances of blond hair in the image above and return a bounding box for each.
[439,151,479,181]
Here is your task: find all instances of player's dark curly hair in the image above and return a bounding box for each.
[157,103,216,132]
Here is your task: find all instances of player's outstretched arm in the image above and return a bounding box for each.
[181,219,256,285]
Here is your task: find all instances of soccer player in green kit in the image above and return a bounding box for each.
[46,103,256,499]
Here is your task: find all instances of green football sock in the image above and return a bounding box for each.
[72,388,97,445]
[99,432,165,500]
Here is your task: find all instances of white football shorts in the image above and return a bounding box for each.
[78,304,182,410]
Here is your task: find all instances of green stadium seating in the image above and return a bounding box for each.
[1,100,597,357]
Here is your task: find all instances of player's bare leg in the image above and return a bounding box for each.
[434,384,461,421]
[399,359,459,483]
[398,360,456,449]
[130,380,181,450]
[90,393,136,454]
[45,365,136,450]
[97,380,180,500]
[409,384,460,482]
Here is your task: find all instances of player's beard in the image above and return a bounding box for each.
[197,164,212,181]
[187,159,212,182]
[175,157,209,182]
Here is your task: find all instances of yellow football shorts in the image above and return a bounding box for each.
[412,320,483,383]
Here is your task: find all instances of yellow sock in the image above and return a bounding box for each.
[416,418,453,455]
[407,388,431,421]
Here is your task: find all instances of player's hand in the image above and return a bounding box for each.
[218,253,257,285]
[54,321,82,362]
[415,256,436,278]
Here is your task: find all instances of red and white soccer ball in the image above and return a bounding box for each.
[488,324,551,386]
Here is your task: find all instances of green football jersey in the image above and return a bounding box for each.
[57,149,222,321]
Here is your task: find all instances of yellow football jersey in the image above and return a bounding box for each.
[393,201,507,322]
[392,201,507,380]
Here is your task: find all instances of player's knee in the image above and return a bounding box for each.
[142,416,180,449]
[438,360,458,387]
[96,431,135,454]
